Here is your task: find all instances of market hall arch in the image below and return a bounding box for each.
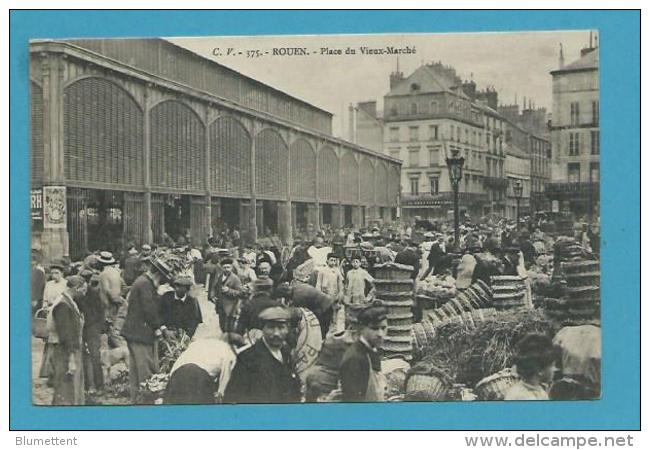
[150,99,206,243]
[254,128,289,237]
[290,138,317,233]
[209,116,252,235]
[62,76,145,258]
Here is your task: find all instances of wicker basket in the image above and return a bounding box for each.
[376,292,414,303]
[375,279,414,293]
[412,321,436,349]
[474,368,519,401]
[387,313,414,327]
[374,263,414,280]
[416,294,449,311]
[405,373,450,401]
[387,325,415,337]
[383,350,412,361]
[32,308,48,339]
[381,302,413,316]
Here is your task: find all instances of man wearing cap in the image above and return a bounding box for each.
[159,275,203,338]
[223,306,301,404]
[77,269,105,392]
[394,240,421,280]
[98,251,126,348]
[49,275,88,405]
[121,258,171,402]
[210,258,242,335]
[339,304,388,402]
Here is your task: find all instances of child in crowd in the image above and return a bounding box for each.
[504,333,558,401]
[345,257,375,304]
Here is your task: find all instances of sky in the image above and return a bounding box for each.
[169,30,595,138]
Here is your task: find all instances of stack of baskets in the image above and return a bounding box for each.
[545,259,600,323]
[421,280,494,327]
[474,368,520,400]
[374,263,415,361]
[490,275,528,310]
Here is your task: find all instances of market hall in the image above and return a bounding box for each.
[30,38,401,262]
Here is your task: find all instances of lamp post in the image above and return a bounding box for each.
[513,179,523,230]
[446,149,465,252]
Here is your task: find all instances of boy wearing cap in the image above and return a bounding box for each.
[339,305,388,402]
[223,306,301,404]
[43,261,67,309]
[159,275,203,338]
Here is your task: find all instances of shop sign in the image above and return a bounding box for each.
[31,188,43,230]
[43,186,67,229]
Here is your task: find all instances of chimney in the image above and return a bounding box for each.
[348,104,354,142]
[389,57,404,90]
[559,43,565,69]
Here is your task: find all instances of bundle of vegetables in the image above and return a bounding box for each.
[139,373,170,404]
[158,330,191,374]
[416,275,457,300]
[420,309,557,387]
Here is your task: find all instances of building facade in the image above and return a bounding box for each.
[30,39,401,261]
[504,142,531,221]
[374,62,507,221]
[547,38,600,220]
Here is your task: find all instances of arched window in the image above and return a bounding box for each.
[410,102,418,115]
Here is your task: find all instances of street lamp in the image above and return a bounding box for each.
[513,179,523,230]
[446,149,465,252]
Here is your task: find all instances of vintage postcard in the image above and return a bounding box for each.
[29,30,601,407]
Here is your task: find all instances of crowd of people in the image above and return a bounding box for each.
[31,213,600,405]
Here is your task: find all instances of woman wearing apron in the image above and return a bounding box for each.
[339,304,388,402]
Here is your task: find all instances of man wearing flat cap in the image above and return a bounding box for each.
[121,256,172,402]
[339,304,388,402]
[223,306,301,404]
[159,275,203,338]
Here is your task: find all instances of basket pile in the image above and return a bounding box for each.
[421,280,494,327]
[545,259,600,323]
[490,275,528,310]
[404,362,453,401]
[374,263,415,361]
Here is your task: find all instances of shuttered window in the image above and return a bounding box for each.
[254,129,288,198]
[210,116,251,195]
[31,82,44,187]
[64,77,144,186]
[150,100,205,191]
[318,146,339,202]
[340,151,359,204]
[360,157,375,204]
[289,139,316,200]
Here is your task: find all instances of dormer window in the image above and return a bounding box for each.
[410,82,420,92]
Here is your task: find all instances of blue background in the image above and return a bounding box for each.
[10,10,640,430]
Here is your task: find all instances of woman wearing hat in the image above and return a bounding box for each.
[38,260,68,381]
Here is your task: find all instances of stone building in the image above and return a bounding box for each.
[358,62,508,221]
[547,34,600,220]
[30,38,401,261]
